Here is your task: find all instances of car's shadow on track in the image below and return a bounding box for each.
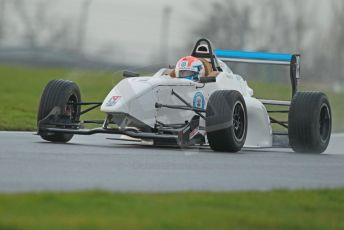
[35,141,334,157]
[243,147,334,157]
[35,140,219,154]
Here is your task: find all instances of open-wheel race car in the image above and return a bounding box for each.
[37,38,332,153]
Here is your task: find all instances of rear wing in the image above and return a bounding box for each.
[215,49,301,97]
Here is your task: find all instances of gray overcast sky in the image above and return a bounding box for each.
[1,0,203,64]
[4,0,333,65]
[54,0,203,64]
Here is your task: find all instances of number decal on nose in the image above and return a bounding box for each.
[106,96,121,107]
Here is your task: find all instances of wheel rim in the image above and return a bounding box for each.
[64,95,78,121]
[233,102,245,141]
[319,104,331,142]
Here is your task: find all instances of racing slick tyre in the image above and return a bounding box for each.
[206,90,247,152]
[288,92,331,153]
[37,80,81,143]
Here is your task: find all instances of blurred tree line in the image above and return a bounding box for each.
[191,0,344,86]
[0,0,127,67]
[0,0,89,55]
[0,0,343,84]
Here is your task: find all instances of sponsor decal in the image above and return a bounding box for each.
[180,61,188,68]
[106,96,121,106]
[193,92,205,110]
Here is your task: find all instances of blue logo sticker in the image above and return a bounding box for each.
[180,61,187,68]
[193,92,205,110]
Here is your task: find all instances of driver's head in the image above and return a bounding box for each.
[175,56,205,81]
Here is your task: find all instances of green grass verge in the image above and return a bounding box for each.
[0,65,121,131]
[247,81,344,132]
[0,189,344,230]
[0,65,343,131]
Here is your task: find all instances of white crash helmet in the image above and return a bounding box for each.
[175,56,205,81]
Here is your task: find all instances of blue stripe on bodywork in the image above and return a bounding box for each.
[215,50,293,62]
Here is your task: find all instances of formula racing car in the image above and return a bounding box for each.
[37,38,332,153]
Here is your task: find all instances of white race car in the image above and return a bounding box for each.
[37,38,332,153]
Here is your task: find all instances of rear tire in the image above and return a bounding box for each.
[206,90,247,152]
[288,91,331,153]
[37,80,81,143]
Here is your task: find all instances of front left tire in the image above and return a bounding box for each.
[206,90,248,152]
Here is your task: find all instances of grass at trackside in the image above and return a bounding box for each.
[248,81,344,132]
[0,64,343,131]
[0,65,122,131]
[0,66,343,230]
[0,189,343,230]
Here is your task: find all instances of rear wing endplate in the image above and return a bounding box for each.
[215,49,301,97]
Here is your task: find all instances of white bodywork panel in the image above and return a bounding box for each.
[101,65,272,148]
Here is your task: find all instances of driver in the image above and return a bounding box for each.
[175,56,205,81]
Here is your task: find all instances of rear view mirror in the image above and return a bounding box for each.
[199,77,216,83]
[123,70,140,78]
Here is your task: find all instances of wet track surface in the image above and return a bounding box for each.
[0,132,344,192]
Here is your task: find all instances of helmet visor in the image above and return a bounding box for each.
[179,70,198,78]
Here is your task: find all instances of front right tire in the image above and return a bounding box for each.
[37,79,81,143]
